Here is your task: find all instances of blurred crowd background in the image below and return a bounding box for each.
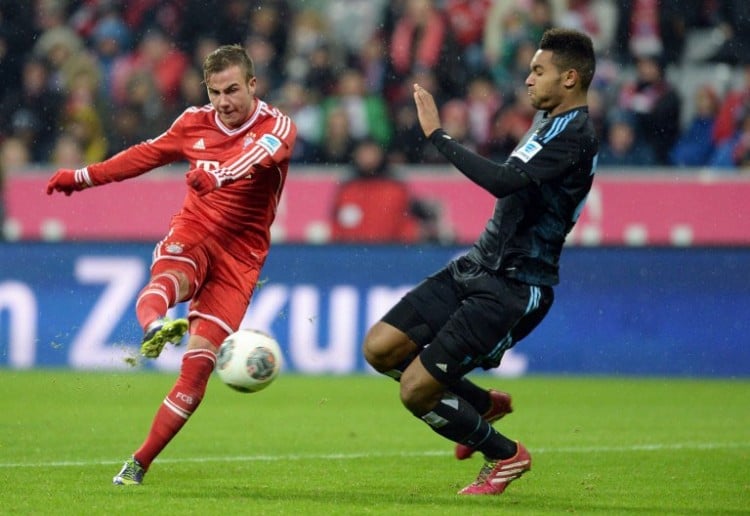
[1,0,750,176]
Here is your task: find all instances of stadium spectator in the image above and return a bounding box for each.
[316,106,358,165]
[59,50,111,163]
[388,67,447,164]
[616,52,681,165]
[443,0,493,74]
[284,9,337,99]
[0,0,745,173]
[109,28,190,107]
[88,11,133,98]
[708,109,750,171]
[331,138,440,243]
[464,74,503,149]
[59,105,108,164]
[119,0,185,40]
[49,132,85,170]
[0,136,31,174]
[598,109,656,167]
[46,44,297,486]
[174,66,208,111]
[34,0,69,33]
[388,96,426,164]
[585,85,607,140]
[304,42,339,101]
[0,56,64,162]
[670,84,720,167]
[385,0,468,102]
[319,0,390,64]
[273,80,323,164]
[106,105,148,155]
[118,69,173,138]
[190,33,221,67]
[245,1,290,76]
[702,0,750,66]
[421,98,478,164]
[320,68,393,148]
[32,25,86,92]
[556,0,618,58]
[244,35,279,99]
[363,28,598,496]
[712,64,750,147]
[0,3,36,102]
[354,32,389,96]
[613,0,687,65]
[479,85,535,161]
[482,0,555,89]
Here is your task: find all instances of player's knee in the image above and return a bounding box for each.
[362,326,392,372]
[362,337,388,372]
[362,322,414,373]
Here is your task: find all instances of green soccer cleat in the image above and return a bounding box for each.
[113,457,145,485]
[140,317,189,358]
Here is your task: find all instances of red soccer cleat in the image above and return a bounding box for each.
[458,442,531,495]
[455,389,513,460]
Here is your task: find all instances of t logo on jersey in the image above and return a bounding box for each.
[511,138,543,163]
[196,160,219,171]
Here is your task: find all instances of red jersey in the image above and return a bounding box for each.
[86,100,296,260]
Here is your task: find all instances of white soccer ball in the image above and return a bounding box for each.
[215,329,283,393]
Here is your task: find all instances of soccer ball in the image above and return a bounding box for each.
[215,329,282,393]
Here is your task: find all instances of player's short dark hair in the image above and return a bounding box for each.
[540,28,596,89]
[203,44,255,84]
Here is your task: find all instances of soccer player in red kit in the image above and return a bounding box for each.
[46,44,297,485]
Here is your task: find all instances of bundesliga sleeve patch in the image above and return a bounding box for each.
[257,134,282,155]
[511,139,543,163]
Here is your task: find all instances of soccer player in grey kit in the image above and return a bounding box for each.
[363,28,598,495]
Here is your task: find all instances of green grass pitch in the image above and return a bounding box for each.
[0,370,748,515]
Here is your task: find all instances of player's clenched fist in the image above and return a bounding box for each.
[185,168,220,196]
[46,168,92,196]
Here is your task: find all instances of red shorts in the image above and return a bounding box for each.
[151,219,264,347]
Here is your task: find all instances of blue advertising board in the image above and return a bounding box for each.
[1,243,748,377]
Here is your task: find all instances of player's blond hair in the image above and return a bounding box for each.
[203,44,255,84]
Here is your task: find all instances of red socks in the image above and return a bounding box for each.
[135,273,181,329]
[133,349,216,469]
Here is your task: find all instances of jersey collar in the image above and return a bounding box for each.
[214,98,265,135]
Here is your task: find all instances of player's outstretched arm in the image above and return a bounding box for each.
[412,83,531,198]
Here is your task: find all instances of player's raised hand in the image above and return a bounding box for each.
[186,167,219,196]
[46,168,91,196]
[413,83,442,138]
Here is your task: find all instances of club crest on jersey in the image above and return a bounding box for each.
[243,131,258,148]
[511,138,543,163]
[165,242,184,254]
